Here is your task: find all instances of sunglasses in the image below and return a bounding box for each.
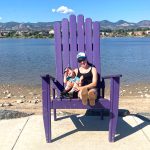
[77,57,86,63]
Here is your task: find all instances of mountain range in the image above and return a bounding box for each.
[100,20,150,30]
[0,20,150,31]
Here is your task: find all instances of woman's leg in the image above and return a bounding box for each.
[78,87,88,105]
[88,88,97,106]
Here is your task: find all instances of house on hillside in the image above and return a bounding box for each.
[145,30,150,35]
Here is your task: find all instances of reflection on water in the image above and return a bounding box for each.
[101,37,150,84]
[0,37,150,86]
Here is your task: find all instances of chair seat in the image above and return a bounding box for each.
[52,98,110,109]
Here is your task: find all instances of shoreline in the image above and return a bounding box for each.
[0,83,150,115]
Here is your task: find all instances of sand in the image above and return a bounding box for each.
[0,83,150,115]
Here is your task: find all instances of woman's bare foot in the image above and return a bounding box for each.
[88,90,97,106]
[80,88,88,105]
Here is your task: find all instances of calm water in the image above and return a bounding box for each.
[0,38,150,86]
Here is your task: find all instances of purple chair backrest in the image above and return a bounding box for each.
[54,15,100,87]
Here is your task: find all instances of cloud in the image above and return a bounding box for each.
[52,9,56,13]
[0,17,2,20]
[52,6,74,14]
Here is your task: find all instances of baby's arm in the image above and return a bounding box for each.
[78,76,83,86]
[63,72,67,84]
[64,67,70,84]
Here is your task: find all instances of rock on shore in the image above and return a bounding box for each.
[0,110,33,120]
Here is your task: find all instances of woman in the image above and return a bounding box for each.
[74,52,98,106]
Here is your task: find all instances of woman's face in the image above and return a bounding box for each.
[79,59,88,68]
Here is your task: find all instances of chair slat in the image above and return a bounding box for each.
[54,22,63,86]
[62,18,70,70]
[77,15,85,52]
[85,18,93,63]
[69,15,78,69]
[93,22,100,74]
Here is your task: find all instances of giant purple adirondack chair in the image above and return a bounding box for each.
[42,15,122,143]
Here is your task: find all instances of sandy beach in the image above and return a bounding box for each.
[0,83,150,116]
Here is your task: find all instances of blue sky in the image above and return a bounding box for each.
[0,0,150,23]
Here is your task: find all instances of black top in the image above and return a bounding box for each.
[77,67,93,86]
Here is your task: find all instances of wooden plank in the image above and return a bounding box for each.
[77,15,85,52]
[109,77,120,142]
[54,22,63,86]
[52,99,110,109]
[85,18,93,64]
[42,76,51,142]
[62,18,70,70]
[69,15,78,69]
[93,21,100,74]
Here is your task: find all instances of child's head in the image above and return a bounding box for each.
[64,67,76,78]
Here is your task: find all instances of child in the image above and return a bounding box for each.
[61,67,83,98]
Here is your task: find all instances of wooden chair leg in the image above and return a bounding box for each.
[42,75,52,143]
[43,108,51,143]
[109,77,120,142]
[109,109,118,142]
[54,109,57,121]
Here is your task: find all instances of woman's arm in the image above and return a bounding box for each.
[78,76,83,86]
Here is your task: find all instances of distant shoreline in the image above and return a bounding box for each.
[0,35,150,39]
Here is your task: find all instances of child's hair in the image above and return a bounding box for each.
[64,67,72,73]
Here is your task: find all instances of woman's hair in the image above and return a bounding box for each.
[87,61,95,67]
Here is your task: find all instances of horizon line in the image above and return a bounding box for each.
[0,19,150,24]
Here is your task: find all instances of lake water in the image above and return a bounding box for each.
[0,38,150,86]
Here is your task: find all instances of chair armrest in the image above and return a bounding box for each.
[41,74,64,92]
[102,74,122,79]
[41,74,56,81]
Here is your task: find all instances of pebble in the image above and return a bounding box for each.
[3,90,9,94]
[16,99,24,104]
[29,92,33,95]
[33,93,38,96]
[6,93,12,98]
[0,103,4,107]
[59,111,63,114]
[20,95,25,98]
[140,95,144,98]
[145,94,150,98]
[3,102,12,107]
[33,99,38,104]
